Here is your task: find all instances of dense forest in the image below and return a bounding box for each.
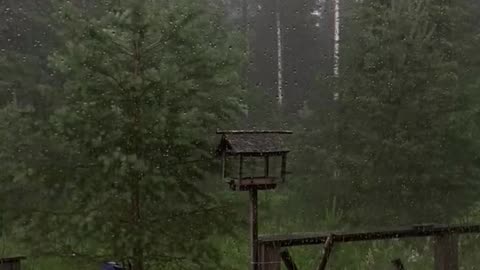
[1,0,480,269]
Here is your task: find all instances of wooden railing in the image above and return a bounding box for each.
[256,224,480,270]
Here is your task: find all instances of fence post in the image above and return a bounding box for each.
[433,234,458,270]
[258,242,281,270]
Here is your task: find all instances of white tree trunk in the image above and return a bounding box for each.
[333,0,340,101]
[276,0,283,106]
[333,0,340,78]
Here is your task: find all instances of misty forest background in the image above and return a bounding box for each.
[1,0,480,269]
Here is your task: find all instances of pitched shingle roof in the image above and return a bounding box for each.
[217,130,291,155]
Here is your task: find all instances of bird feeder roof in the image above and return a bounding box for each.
[0,256,26,263]
[216,130,292,156]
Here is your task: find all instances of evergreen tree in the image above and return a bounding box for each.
[0,1,245,269]
[336,0,480,225]
[299,0,480,227]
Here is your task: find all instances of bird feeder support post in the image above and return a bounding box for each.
[221,151,226,180]
[281,153,287,182]
[250,188,259,270]
[239,155,244,180]
[264,156,270,177]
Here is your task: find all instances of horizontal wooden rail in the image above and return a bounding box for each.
[217,130,293,134]
[259,224,480,247]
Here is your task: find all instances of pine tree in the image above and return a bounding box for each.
[299,0,480,227]
[0,0,245,269]
[336,0,480,225]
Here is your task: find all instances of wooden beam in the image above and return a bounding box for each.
[264,156,270,177]
[258,224,480,247]
[239,155,243,180]
[217,130,293,134]
[434,234,458,270]
[279,249,298,270]
[317,235,334,270]
[250,189,259,270]
[225,151,290,157]
[221,151,226,179]
[258,243,281,270]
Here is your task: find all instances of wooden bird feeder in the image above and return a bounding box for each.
[216,130,292,191]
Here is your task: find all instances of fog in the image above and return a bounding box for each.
[1,0,480,269]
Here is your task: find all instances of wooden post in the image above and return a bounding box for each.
[221,151,226,180]
[317,235,335,270]
[281,154,287,182]
[264,156,270,177]
[433,234,458,270]
[238,155,243,181]
[250,188,259,270]
[280,249,298,270]
[258,243,281,270]
[240,155,244,180]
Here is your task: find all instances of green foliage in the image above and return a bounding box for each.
[297,0,480,227]
[1,0,480,269]
[0,0,245,269]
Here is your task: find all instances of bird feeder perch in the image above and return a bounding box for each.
[216,130,292,191]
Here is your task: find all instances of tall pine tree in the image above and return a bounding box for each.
[0,0,245,269]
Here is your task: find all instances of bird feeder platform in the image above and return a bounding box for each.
[228,176,278,191]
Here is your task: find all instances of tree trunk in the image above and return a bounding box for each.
[275,0,283,106]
